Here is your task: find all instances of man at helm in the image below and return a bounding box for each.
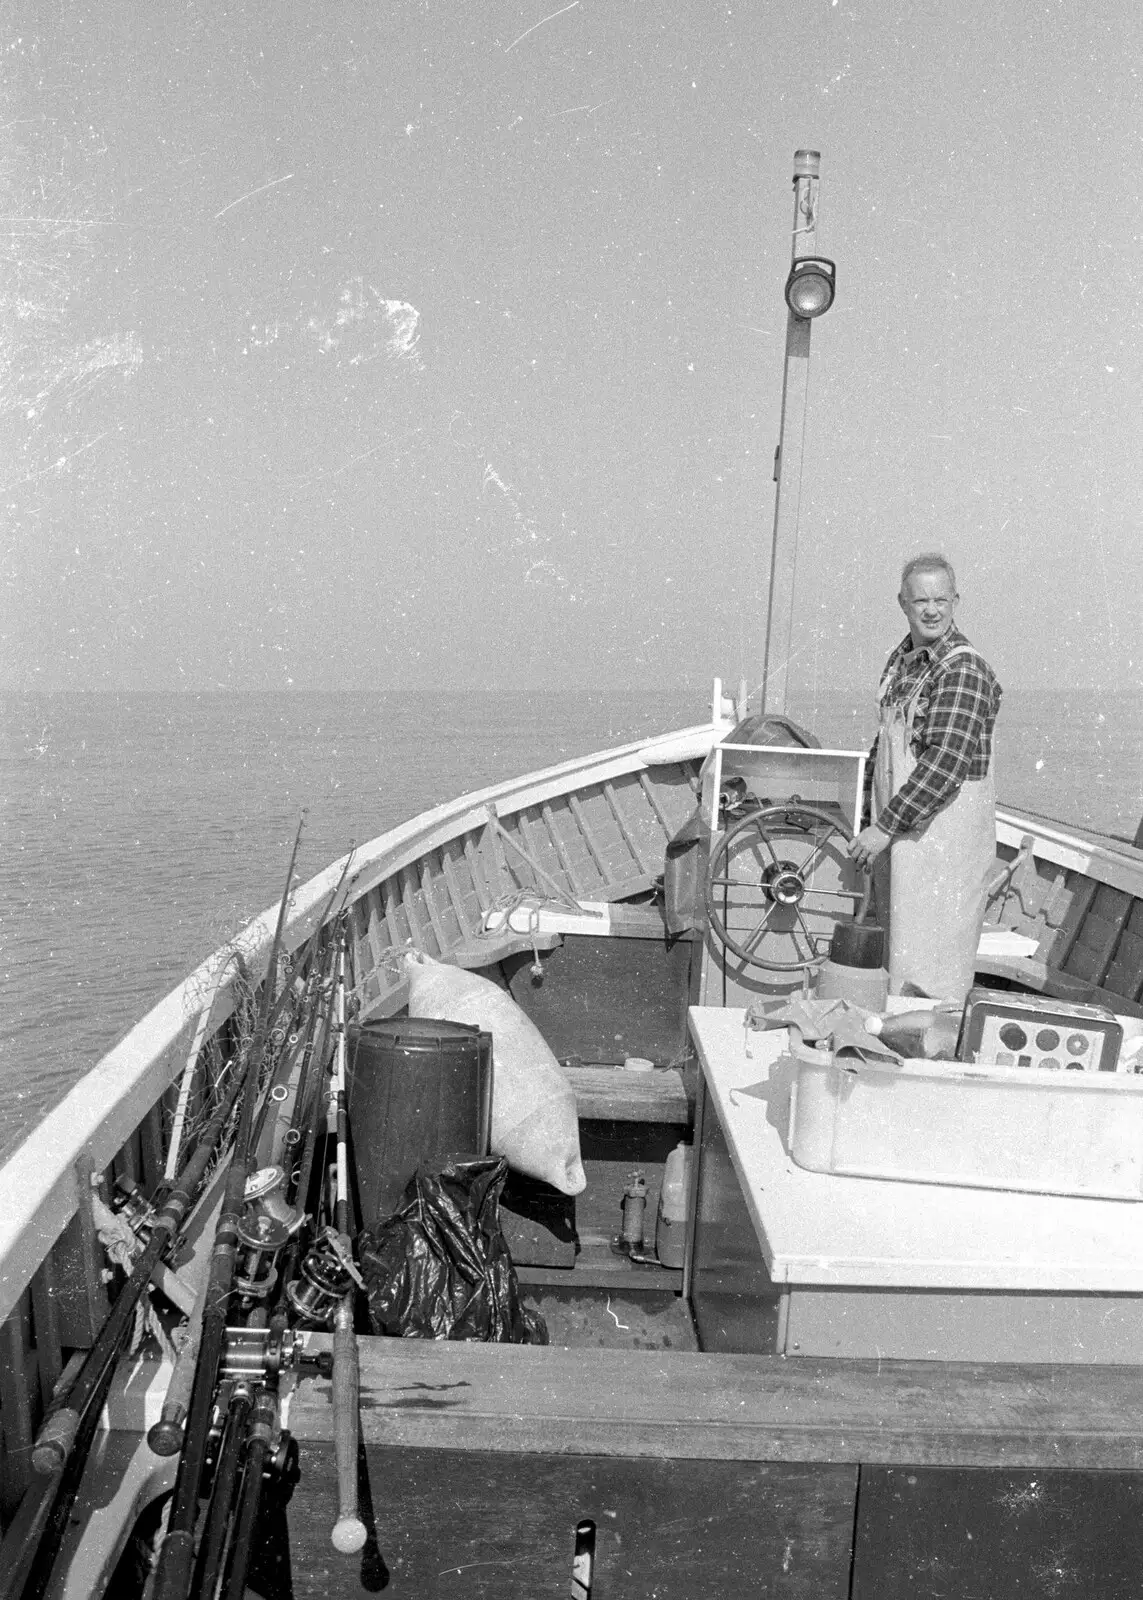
[848,553,1002,1005]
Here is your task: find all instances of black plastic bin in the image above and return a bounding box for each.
[346,1016,493,1230]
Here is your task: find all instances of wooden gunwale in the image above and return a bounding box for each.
[989,809,1143,1011]
[995,809,1143,899]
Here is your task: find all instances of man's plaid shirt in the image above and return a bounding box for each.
[866,626,1002,838]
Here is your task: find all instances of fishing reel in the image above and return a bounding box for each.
[111,1174,158,1244]
[245,1164,302,1230]
[285,1228,364,1328]
[220,1324,301,1383]
[235,1165,305,1303]
[198,1375,300,1507]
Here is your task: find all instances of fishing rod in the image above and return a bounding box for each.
[148,898,344,1463]
[247,845,357,1168]
[0,1050,253,1600]
[153,818,306,1600]
[279,982,327,1193]
[176,927,348,1592]
[6,835,355,1600]
[275,935,342,1304]
[258,844,356,1060]
[220,1378,285,1600]
[329,926,367,1556]
[165,950,239,1182]
[147,1268,209,1457]
[194,925,362,1595]
[189,1382,253,1599]
[250,973,318,1165]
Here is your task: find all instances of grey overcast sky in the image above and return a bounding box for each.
[2,1,1140,695]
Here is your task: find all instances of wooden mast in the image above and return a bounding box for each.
[761,149,822,717]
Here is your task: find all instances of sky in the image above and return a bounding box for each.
[2,1,1141,696]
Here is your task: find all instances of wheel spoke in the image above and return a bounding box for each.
[795,832,837,882]
[741,901,779,955]
[710,879,771,906]
[793,906,820,956]
[744,831,781,870]
[801,887,864,905]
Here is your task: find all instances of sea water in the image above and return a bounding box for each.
[1,688,1140,1165]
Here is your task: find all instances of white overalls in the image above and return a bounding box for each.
[871,644,996,1005]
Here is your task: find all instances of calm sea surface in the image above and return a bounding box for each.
[2,688,1140,1165]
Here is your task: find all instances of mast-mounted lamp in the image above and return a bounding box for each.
[784,256,836,320]
[761,148,835,717]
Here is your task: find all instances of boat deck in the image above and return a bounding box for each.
[1,738,1142,1595]
[275,1337,1143,1598]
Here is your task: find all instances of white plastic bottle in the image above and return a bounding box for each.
[656,1142,694,1268]
[864,1008,962,1060]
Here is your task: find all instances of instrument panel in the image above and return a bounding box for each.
[959,989,1124,1073]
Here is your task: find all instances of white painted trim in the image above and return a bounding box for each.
[996,807,1143,899]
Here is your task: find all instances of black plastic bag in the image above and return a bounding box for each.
[357,1155,548,1344]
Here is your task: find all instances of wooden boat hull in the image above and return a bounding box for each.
[2,718,1142,1596]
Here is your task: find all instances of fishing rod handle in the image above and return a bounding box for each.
[29,1204,175,1474]
[153,1532,195,1600]
[147,1270,209,1456]
[331,1293,367,1555]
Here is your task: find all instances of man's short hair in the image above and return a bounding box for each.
[900,552,957,595]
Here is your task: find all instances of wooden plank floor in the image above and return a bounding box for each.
[286,1445,857,1599]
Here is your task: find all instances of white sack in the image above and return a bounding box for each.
[404,952,586,1196]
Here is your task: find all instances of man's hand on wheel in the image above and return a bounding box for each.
[848,823,891,869]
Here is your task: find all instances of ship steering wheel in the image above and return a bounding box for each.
[704,801,861,973]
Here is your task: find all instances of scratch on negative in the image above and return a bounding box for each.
[214,173,295,221]
[292,440,388,490]
[504,0,579,52]
[606,1296,629,1330]
[550,100,610,118]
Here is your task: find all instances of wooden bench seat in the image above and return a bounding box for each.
[565,1064,690,1123]
[289,1337,1143,1470]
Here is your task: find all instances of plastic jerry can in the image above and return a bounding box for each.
[656,1142,694,1268]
